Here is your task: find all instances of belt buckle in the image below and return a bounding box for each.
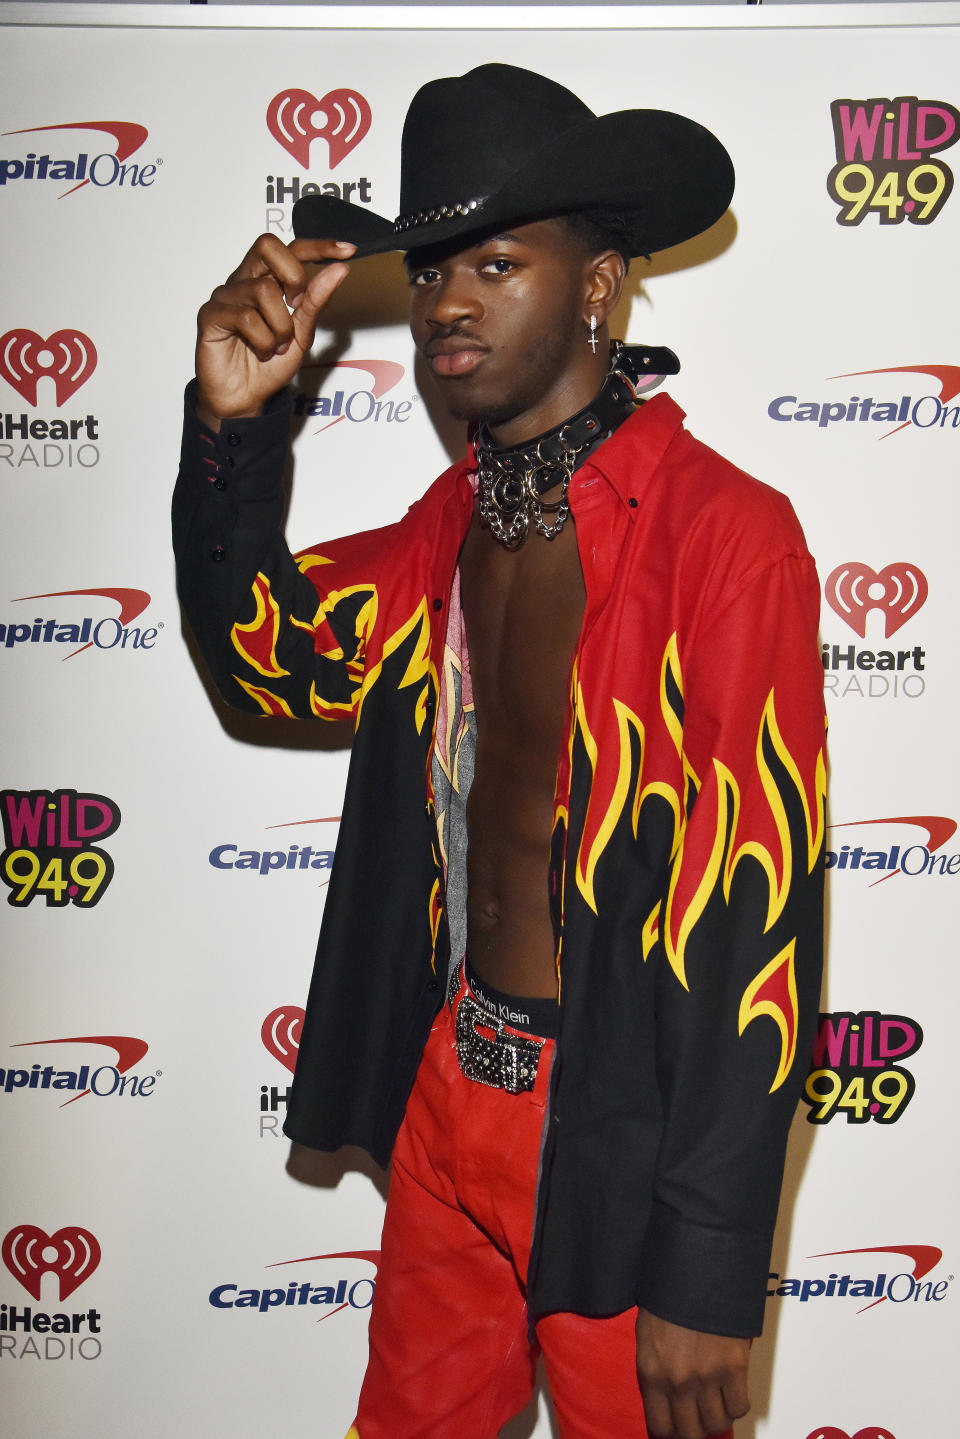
[500,1032,532,1095]
[455,992,542,1094]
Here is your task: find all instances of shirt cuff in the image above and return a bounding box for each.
[181,379,293,500]
[636,1199,771,1337]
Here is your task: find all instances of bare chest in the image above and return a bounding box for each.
[458,510,586,744]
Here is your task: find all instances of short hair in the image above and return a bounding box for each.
[553,211,635,269]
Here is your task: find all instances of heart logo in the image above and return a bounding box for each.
[0,328,97,406]
[2,1224,101,1301]
[266,88,371,170]
[824,561,928,639]
[261,1006,305,1073]
[805,1428,897,1439]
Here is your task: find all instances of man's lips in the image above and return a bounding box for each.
[423,337,489,378]
[431,350,485,377]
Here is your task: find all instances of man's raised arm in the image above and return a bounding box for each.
[172,235,363,715]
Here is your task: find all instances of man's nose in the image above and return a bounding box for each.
[425,272,482,328]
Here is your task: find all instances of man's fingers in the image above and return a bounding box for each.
[194,233,357,421]
[206,276,295,346]
[721,1370,751,1422]
[199,300,290,365]
[639,1383,676,1439]
[226,233,352,304]
[290,237,357,265]
[698,1384,735,1435]
[227,232,305,295]
[220,304,287,364]
[642,1380,741,1439]
[636,1309,751,1439]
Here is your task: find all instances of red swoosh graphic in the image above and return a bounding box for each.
[11,1034,149,1106]
[810,1243,942,1312]
[266,1249,380,1272]
[3,122,148,197]
[14,587,151,659]
[828,814,957,886]
[829,364,960,438]
[301,359,405,434]
[264,816,342,829]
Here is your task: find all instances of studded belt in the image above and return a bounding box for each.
[454,992,544,1094]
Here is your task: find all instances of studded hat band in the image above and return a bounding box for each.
[394,196,486,234]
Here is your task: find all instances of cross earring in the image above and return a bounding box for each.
[587,314,598,354]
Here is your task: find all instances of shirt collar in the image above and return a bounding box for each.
[452,390,686,511]
[571,392,686,511]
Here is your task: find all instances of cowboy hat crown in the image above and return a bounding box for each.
[293,63,734,258]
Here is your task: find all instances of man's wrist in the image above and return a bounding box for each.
[194,393,265,433]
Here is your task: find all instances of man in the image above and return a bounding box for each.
[174,64,825,1439]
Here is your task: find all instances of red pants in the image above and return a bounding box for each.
[351,969,730,1438]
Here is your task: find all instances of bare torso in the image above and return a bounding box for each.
[458,505,586,998]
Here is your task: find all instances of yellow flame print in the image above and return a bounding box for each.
[738,940,799,1092]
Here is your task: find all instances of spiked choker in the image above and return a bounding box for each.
[474,341,679,549]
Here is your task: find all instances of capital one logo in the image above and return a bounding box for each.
[267,88,371,169]
[769,1242,949,1314]
[1,120,150,198]
[3,588,153,661]
[295,358,411,435]
[2,1224,100,1301]
[825,562,927,638]
[261,1007,304,1073]
[827,814,957,885]
[0,329,97,406]
[3,1034,151,1106]
[768,364,960,437]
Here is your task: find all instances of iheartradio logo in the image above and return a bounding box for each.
[267,87,371,169]
[261,1006,304,1074]
[825,561,927,638]
[0,328,97,407]
[2,1224,100,1301]
[805,1429,896,1439]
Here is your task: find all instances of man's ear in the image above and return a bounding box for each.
[585,251,627,327]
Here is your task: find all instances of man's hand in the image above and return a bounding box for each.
[195,233,356,429]
[635,1307,750,1438]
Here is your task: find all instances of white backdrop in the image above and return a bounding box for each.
[1,6,958,1437]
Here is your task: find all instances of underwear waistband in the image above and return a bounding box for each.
[463,957,559,1039]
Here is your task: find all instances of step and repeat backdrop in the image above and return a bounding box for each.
[1,5,958,1436]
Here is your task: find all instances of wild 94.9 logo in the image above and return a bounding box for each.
[828,96,959,225]
[803,1010,922,1124]
[1,789,120,907]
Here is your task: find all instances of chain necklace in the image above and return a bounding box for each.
[473,341,677,550]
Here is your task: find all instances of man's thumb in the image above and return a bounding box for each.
[293,263,350,349]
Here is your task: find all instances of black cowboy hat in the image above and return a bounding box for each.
[292,63,734,259]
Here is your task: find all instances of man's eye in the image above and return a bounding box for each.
[410,269,439,286]
[482,258,516,275]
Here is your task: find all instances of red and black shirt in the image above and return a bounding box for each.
[174,386,826,1337]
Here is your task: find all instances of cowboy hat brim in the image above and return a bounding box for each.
[293,107,733,259]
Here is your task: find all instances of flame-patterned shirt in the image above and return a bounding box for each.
[174,385,826,1337]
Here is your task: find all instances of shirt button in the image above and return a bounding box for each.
[427,978,439,992]
[211,545,226,562]
[225,455,236,469]
[226,431,241,447]
[213,477,227,491]
[628,497,638,508]
[432,597,443,611]
[424,799,434,819]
